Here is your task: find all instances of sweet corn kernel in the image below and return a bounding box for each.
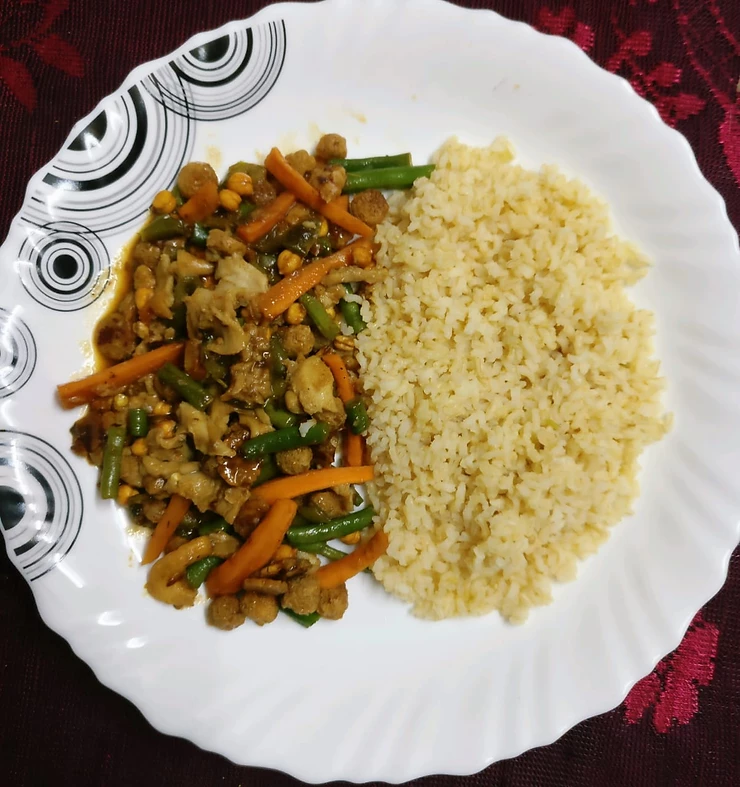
[274,544,296,560]
[285,303,306,325]
[117,484,138,505]
[317,218,329,237]
[151,190,176,214]
[131,438,148,457]
[113,393,129,410]
[352,245,373,268]
[333,335,355,352]
[158,420,176,438]
[134,287,153,311]
[152,402,171,416]
[340,531,362,545]
[219,188,242,212]
[226,171,253,196]
[277,249,303,275]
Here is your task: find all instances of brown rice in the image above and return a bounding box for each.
[357,138,670,622]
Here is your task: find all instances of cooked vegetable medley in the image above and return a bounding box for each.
[59,134,432,629]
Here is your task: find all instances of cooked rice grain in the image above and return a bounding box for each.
[357,138,670,622]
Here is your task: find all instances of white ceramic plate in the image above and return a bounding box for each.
[2,0,740,781]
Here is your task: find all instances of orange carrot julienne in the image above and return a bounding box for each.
[345,432,365,467]
[315,529,388,589]
[329,194,349,212]
[256,238,371,321]
[237,191,296,243]
[206,499,298,596]
[57,342,185,409]
[254,466,374,504]
[322,353,354,403]
[178,181,220,223]
[264,148,373,238]
[141,495,191,565]
[320,198,373,238]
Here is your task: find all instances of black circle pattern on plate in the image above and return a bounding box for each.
[20,84,194,236]
[143,21,286,121]
[0,431,83,582]
[17,221,110,311]
[0,308,37,399]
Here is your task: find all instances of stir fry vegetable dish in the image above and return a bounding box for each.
[58,134,432,629]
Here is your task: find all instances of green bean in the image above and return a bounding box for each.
[140,215,186,242]
[269,334,288,397]
[345,397,370,435]
[311,236,333,257]
[286,506,376,546]
[254,223,290,254]
[339,284,366,334]
[167,303,186,338]
[185,556,224,588]
[297,504,331,524]
[299,293,340,340]
[100,426,126,500]
[343,165,435,194]
[168,276,196,338]
[251,253,279,284]
[157,363,214,411]
[329,153,412,172]
[226,161,249,176]
[227,161,267,183]
[241,422,331,460]
[253,455,279,486]
[290,512,310,529]
[175,522,199,539]
[299,540,371,573]
[298,542,348,561]
[264,398,298,430]
[281,608,320,628]
[127,408,149,438]
[201,349,229,386]
[238,201,257,223]
[197,515,233,537]
[180,509,202,529]
[189,222,209,248]
[129,502,144,520]
[282,222,320,256]
[174,275,197,304]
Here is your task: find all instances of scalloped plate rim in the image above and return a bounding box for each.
[2,0,740,782]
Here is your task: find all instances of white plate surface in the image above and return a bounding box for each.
[1,0,740,781]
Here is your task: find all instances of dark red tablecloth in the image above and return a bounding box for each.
[1,1,739,785]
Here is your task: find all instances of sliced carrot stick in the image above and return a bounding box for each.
[322,352,354,403]
[236,191,296,243]
[178,181,220,223]
[256,238,371,321]
[254,466,374,504]
[315,529,388,589]
[329,194,349,212]
[345,433,365,467]
[57,342,185,408]
[320,199,374,238]
[141,495,191,565]
[206,499,298,596]
[264,148,373,238]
